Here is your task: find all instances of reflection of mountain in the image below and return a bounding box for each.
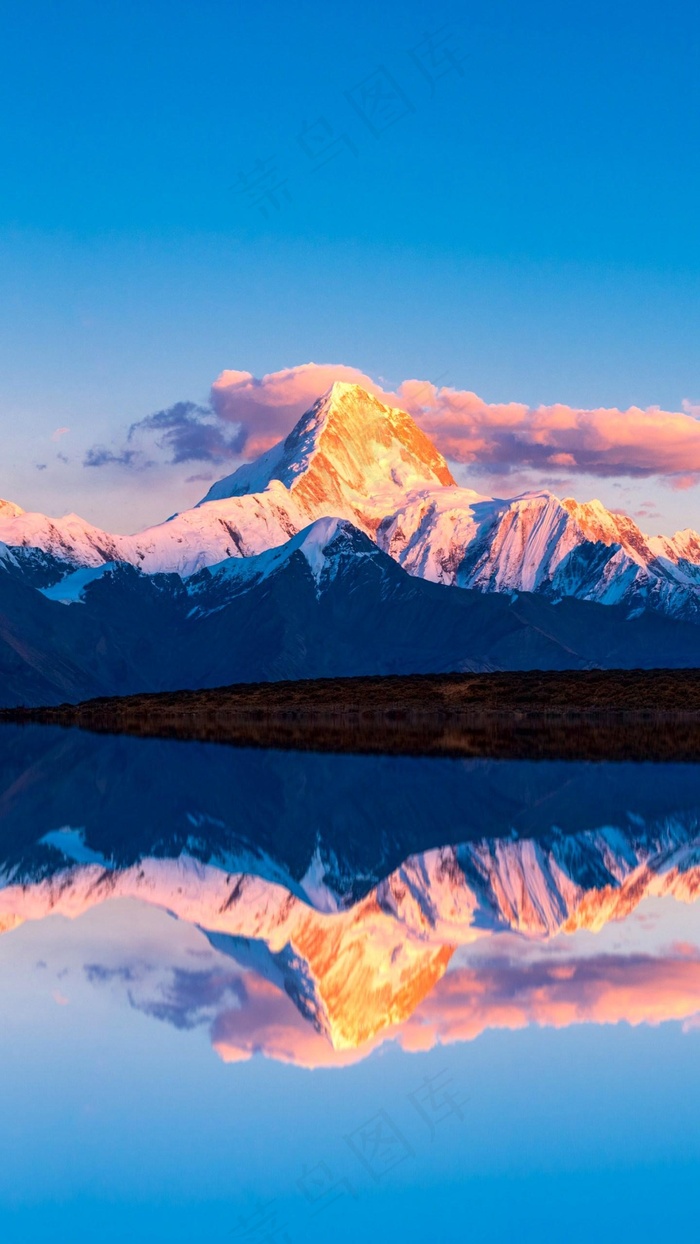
[5,724,700,892]
[3,826,700,1054]
[2,725,700,1060]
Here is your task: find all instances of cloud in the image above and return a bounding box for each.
[634,500,662,520]
[210,364,700,485]
[402,386,700,483]
[210,363,387,456]
[128,400,246,465]
[84,401,246,472]
[84,446,144,469]
[668,474,700,491]
[83,364,700,487]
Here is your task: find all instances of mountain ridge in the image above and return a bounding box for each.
[0,381,700,702]
[1,381,699,618]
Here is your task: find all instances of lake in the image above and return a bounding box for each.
[1,724,699,1242]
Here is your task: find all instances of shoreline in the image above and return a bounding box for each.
[4,669,700,761]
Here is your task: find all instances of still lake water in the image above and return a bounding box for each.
[1,724,700,1242]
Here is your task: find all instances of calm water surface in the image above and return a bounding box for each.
[1,725,699,1242]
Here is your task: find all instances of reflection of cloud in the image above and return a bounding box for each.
[85,963,139,984]
[212,974,374,1068]
[130,967,246,1030]
[83,952,374,1066]
[3,833,699,1069]
[86,959,246,1031]
[84,945,700,1070]
[214,948,700,1066]
[398,950,700,1052]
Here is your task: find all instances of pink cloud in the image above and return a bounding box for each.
[408,386,700,480]
[634,500,662,519]
[668,474,700,491]
[211,363,388,456]
[210,364,700,484]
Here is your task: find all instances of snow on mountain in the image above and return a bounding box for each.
[0,483,313,580]
[0,507,126,578]
[3,381,700,623]
[0,382,450,579]
[186,516,383,613]
[379,487,700,619]
[0,499,24,519]
[39,562,119,604]
[124,481,310,575]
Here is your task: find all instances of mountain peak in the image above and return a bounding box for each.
[190,516,382,607]
[326,379,366,400]
[200,383,456,525]
[0,499,24,518]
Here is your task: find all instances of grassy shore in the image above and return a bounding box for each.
[4,669,700,761]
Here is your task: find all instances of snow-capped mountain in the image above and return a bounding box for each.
[2,380,700,613]
[0,383,456,582]
[200,381,455,522]
[0,482,312,581]
[6,510,700,705]
[379,489,700,620]
[185,516,385,612]
[1,379,700,702]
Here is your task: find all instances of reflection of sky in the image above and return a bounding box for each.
[1,896,700,1243]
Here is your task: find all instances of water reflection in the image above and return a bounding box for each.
[1,724,700,1066]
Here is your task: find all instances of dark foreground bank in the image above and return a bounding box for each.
[4,669,700,761]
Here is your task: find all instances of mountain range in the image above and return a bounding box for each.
[3,381,700,705]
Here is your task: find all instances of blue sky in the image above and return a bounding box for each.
[1,0,699,531]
